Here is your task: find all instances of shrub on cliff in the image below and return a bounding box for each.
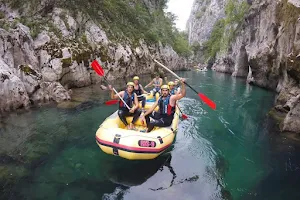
[203,0,250,60]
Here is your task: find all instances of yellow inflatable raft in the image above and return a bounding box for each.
[95,97,179,160]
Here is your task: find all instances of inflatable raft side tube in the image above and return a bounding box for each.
[96,136,172,154]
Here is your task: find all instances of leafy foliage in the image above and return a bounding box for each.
[173,31,192,57]
[4,0,190,56]
[202,0,250,60]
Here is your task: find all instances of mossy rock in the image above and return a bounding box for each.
[72,49,92,65]
[19,65,40,78]
[61,58,72,68]
[268,107,286,125]
[0,11,5,19]
[286,53,300,82]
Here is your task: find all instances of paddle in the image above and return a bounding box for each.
[177,105,188,120]
[105,94,149,105]
[105,99,119,105]
[137,93,151,98]
[154,59,216,110]
[91,60,131,110]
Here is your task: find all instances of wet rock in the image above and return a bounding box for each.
[212,56,234,74]
[268,107,286,126]
[221,188,233,200]
[57,101,82,109]
[60,61,91,88]
[232,44,249,77]
[0,164,30,184]
[215,155,229,177]
[283,102,300,133]
[31,82,71,103]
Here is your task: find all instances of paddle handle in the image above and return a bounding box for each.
[154,59,181,79]
[103,77,131,110]
[184,82,198,94]
[154,59,197,95]
[137,93,151,98]
[112,88,131,110]
[176,105,183,114]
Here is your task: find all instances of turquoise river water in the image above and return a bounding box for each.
[1,70,300,200]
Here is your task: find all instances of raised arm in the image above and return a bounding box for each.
[171,79,186,101]
[176,87,181,94]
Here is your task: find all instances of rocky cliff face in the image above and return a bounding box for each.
[0,1,188,114]
[187,0,226,45]
[187,0,227,62]
[188,0,300,133]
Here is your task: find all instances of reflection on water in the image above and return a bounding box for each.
[1,70,300,200]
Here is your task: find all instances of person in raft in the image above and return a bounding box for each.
[174,79,181,93]
[168,81,179,95]
[132,76,148,111]
[108,82,141,130]
[140,78,186,132]
[144,73,163,98]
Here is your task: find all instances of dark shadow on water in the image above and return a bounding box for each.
[241,116,300,200]
[107,150,175,188]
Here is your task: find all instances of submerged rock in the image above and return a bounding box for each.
[283,102,300,133]
[0,164,30,185]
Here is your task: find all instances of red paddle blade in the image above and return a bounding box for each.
[182,114,188,120]
[91,60,104,76]
[198,93,216,110]
[105,99,119,105]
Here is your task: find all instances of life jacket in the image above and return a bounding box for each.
[154,78,160,89]
[119,91,134,110]
[133,84,142,96]
[158,95,175,117]
[170,88,177,95]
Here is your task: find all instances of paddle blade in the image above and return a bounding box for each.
[105,99,119,105]
[91,60,104,76]
[182,114,188,120]
[198,93,216,110]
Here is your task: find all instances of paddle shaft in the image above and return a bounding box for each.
[154,59,198,95]
[103,77,131,110]
[176,105,183,114]
[137,93,150,98]
[90,60,131,109]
